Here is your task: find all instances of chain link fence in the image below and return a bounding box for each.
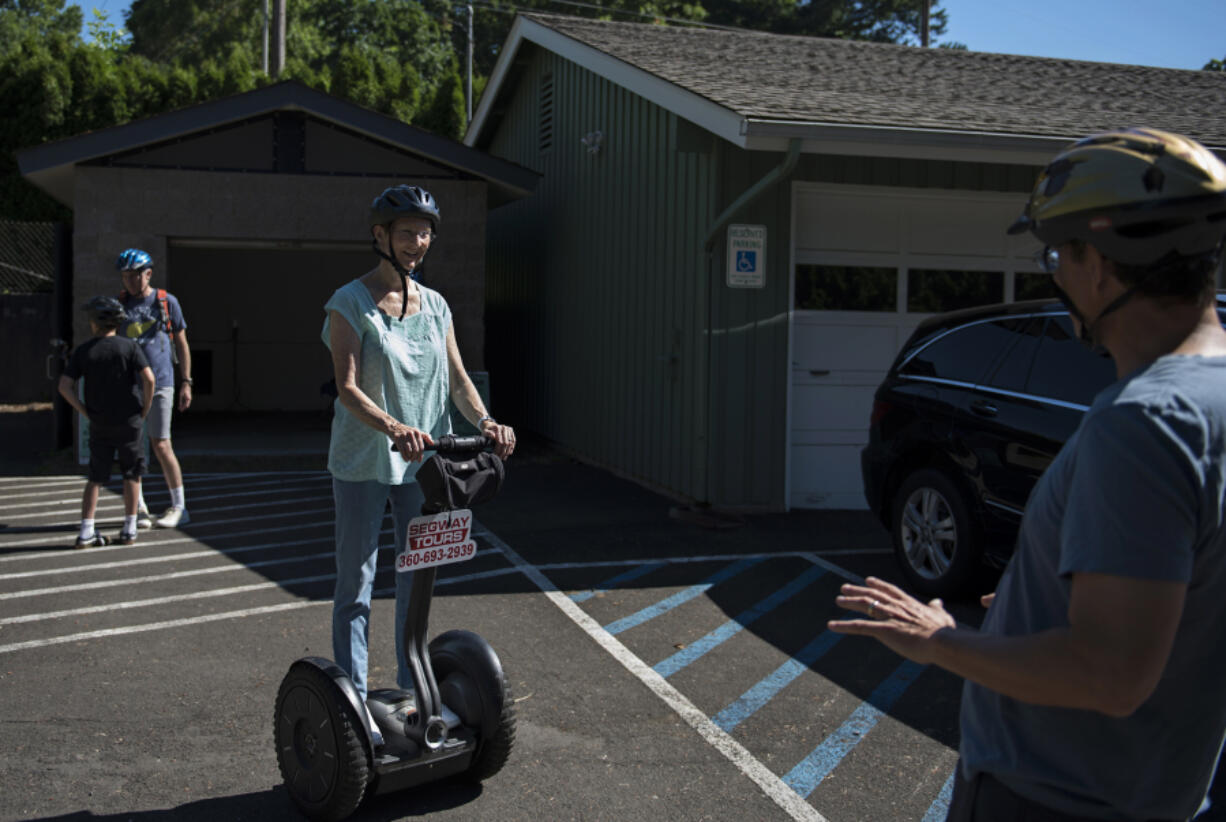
[0,219,60,403]
[0,219,56,294]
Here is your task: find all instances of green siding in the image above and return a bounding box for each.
[485,51,716,501]
[483,48,1041,508]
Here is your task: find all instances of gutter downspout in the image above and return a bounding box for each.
[703,138,802,251]
[701,137,802,507]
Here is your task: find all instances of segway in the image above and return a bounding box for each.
[274,435,513,821]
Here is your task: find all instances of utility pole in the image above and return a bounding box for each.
[271,0,287,78]
[466,3,474,125]
[262,0,270,75]
[920,0,930,47]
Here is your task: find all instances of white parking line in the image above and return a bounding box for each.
[479,530,829,822]
[0,563,516,654]
[0,481,331,521]
[0,545,336,600]
[0,518,336,571]
[0,502,335,554]
[0,473,329,505]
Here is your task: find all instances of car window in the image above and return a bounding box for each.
[1025,317,1117,406]
[899,319,1022,384]
[979,316,1045,393]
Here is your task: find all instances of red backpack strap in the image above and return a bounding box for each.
[157,288,171,334]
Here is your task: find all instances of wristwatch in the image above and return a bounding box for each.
[477,415,495,429]
[180,378,194,386]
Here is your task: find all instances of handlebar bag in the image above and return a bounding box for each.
[416,450,505,512]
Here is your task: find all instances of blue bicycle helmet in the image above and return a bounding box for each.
[116,248,153,271]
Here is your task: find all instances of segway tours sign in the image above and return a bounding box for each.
[727,224,766,288]
[397,510,477,571]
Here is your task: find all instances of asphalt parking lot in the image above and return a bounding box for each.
[2,440,1221,822]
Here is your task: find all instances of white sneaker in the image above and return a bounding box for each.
[136,507,153,530]
[156,506,190,528]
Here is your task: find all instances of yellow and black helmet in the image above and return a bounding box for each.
[1008,127,1226,266]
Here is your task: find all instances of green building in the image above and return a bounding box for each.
[467,13,1226,512]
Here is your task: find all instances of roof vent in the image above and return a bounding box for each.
[539,72,554,154]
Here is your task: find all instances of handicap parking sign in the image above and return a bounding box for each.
[727,225,766,288]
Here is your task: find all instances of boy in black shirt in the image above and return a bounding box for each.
[58,297,156,547]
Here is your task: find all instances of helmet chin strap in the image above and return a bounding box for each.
[1053,282,1141,351]
[370,238,421,320]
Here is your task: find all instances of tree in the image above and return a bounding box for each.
[125,0,453,120]
[0,0,81,59]
[1205,56,1224,71]
[416,53,466,140]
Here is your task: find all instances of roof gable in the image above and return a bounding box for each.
[90,112,456,178]
[20,80,538,208]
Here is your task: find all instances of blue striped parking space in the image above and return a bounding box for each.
[538,550,959,821]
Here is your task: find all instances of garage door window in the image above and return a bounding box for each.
[795,265,895,311]
[907,269,1004,313]
[1015,271,1061,302]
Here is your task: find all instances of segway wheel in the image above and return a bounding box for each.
[274,662,370,822]
[429,630,517,780]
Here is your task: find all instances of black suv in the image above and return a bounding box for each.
[861,293,1226,598]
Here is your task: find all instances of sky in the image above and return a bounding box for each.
[82,0,1224,72]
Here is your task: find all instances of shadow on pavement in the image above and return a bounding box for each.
[27,778,483,821]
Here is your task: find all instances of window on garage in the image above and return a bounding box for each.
[1014,271,1061,301]
[795,264,896,311]
[906,268,1004,313]
[794,263,1051,314]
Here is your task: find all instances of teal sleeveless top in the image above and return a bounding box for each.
[322,278,453,484]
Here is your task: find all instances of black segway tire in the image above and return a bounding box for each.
[429,630,516,781]
[274,661,370,822]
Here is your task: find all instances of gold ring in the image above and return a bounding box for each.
[869,599,879,618]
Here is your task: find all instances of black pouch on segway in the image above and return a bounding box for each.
[416,450,505,512]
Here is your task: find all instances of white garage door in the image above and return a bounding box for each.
[787,183,1039,509]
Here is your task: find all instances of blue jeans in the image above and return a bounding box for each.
[331,477,425,702]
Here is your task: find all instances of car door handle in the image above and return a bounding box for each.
[971,399,998,417]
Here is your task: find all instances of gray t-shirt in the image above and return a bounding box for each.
[959,354,1226,821]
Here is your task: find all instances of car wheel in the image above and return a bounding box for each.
[890,468,981,598]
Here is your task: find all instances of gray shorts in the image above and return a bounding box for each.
[146,386,174,440]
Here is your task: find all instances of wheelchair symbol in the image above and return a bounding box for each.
[736,250,756,272]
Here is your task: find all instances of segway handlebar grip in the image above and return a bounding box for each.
[390,433,493,453]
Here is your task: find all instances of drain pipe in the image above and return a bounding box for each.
[703,138,802,251]
[701,137,802,507]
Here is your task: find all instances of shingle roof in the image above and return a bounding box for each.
[522,13,1226,147]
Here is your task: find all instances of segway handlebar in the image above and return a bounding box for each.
[391,433,493,454]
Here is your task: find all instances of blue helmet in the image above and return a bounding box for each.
[116,248,153,271]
